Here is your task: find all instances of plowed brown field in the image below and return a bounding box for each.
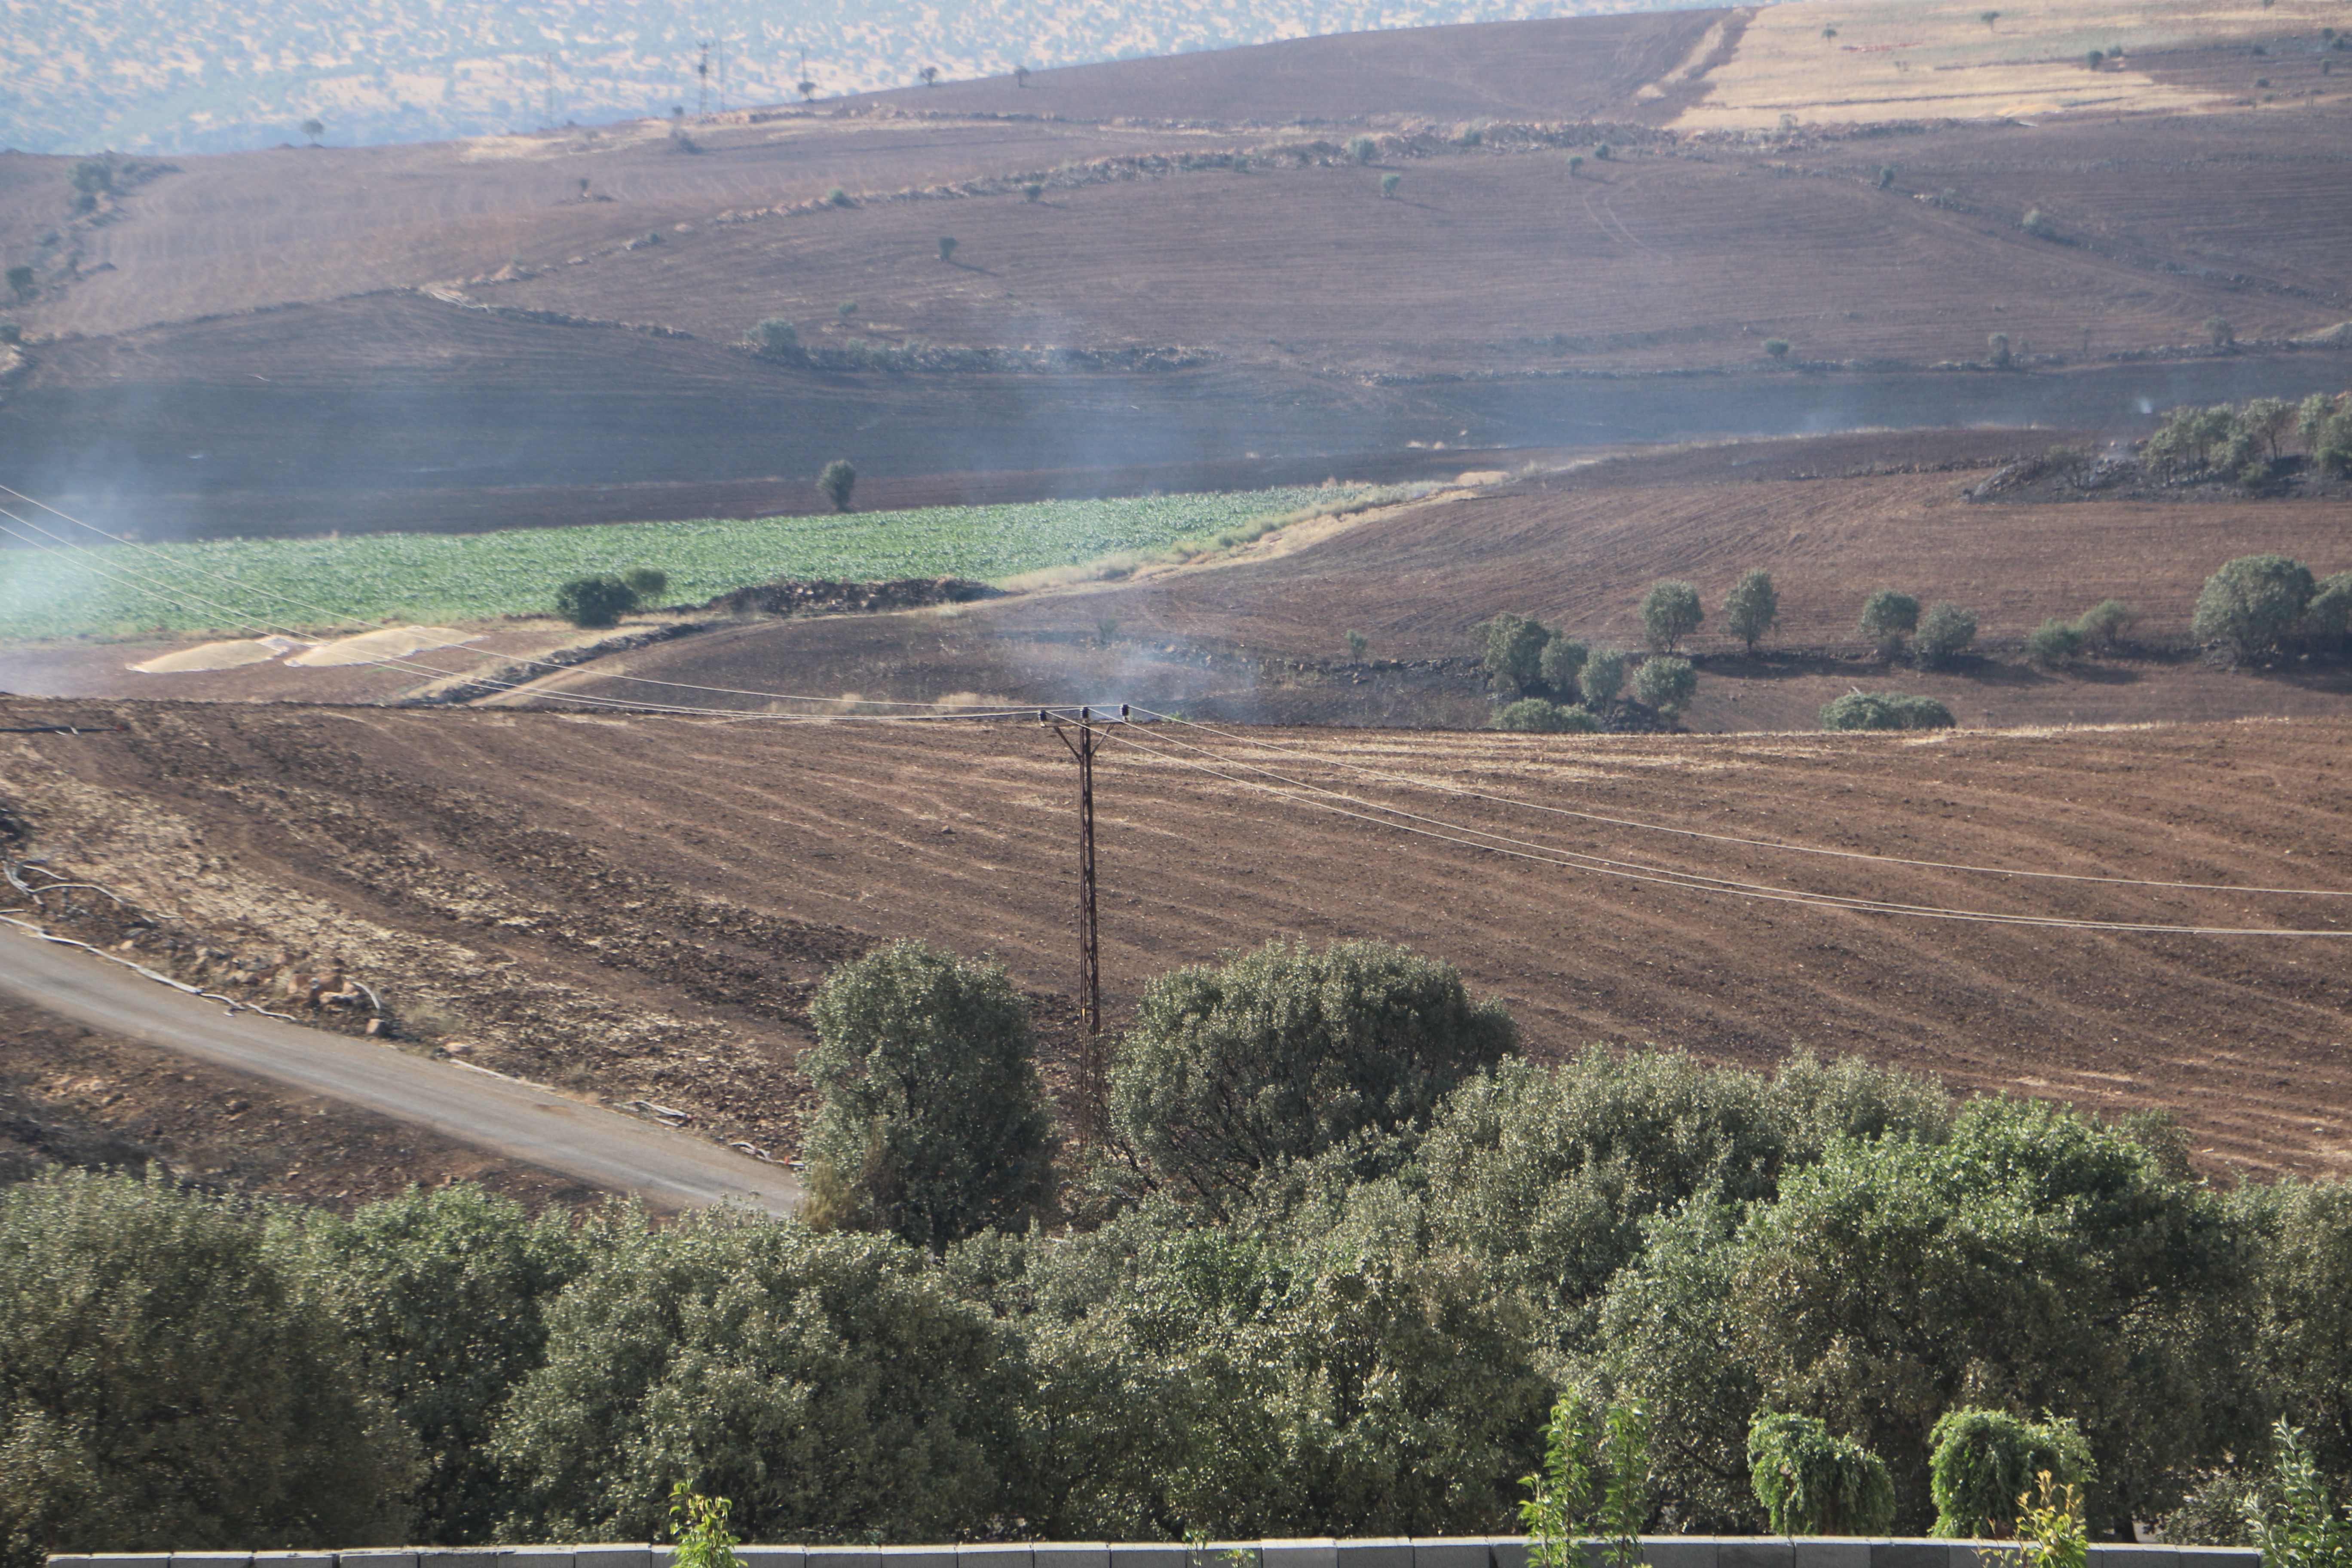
[3,698,2347,1178]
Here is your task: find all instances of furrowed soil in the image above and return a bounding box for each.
[0,698,2346,1182]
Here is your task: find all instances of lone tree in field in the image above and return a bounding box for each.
[1381,171,1402,199]
[802,940,1054,1248]
[1724,568,1779,654]
[553,575,638,628]
[919,66,939,87]
[1980,10,2000,28]
[1859,589,1920,658]
[1641,579,1704,652]
[1914,601,1978,668]
[1764,338,1792,361]
[2206,315,2234,348]
[299,118,324,145]
[937,236,957,262]
[1988,332,2012,369]
[818,459,857,513]
[2193,553,2315,662]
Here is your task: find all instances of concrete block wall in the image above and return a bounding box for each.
[46,1538,2267,1568]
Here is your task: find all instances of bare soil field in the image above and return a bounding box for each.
[523,427,2352,732]
[1,697,2346,1179]
[3,10,2347,542]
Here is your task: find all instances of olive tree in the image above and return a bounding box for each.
[1581,648,1628,708]
[1481,612,1552,693]
[1110,939,1516,1213]
[749,317,802,359]
[1634,654,1697,717]
[1858,589,1920,658]
[1642,579,1704,652]
[802,940,1054,1249]
[818,458,857,512]
[1538,633,1589,698]
[1491,698,1597,733]
[2193,554,2316,662]
[554,574,637,628]
[1913,601,1977,668]
[1723,569,1779,655]
[0,1172,417,1568]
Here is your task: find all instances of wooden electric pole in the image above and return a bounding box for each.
[1044,704,1123,1141]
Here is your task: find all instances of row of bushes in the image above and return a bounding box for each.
[8,938,2352,1562]
[2146,393,2352,487]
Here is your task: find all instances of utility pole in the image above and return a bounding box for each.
[697,41,711,117]
[1043,704,1124,1142]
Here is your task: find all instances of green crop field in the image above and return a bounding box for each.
[0,486,1378,640]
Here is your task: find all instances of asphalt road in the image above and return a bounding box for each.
[0,926,799,1214]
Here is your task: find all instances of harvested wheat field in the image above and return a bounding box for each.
[2,697,2346,1178]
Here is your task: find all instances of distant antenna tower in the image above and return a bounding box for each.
[696,41,712,116]
[542,52,557,128]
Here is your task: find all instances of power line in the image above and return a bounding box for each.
[1124,705,2352,902]
[1098,726,2352,938]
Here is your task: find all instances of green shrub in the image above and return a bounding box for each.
[1346,135,1378,164]
[553,574,638,628]
[802,940,1054,1250]
[619,566,669,603]
[1989,333,2012,369]
[1023,181,1044,202]
[2303,572,2352,653]
[1345,629,1369,659]
[1482,612,1553,692]
[1641,579,1704,651]
[1538,633,1589,696]
[1492,698,1599,733]
[287,1184,597,1544]
[824,186,853,207]
[1928,1409,2096,1538]
[1914,601,1978,668]
[2027,618,2084,665]
[666,1485,742,1568]
[2073,599,2137,649]
[1633,654,1697,717]
[0,1172,418,1568]
[2194,554,2316,661]
[1380,172,1401,199]
[2208,315,2235,348]
[1820,690,1954,731]
[1110,939,1516,1213]
[937,236,958,262]
[1858,589,1920,657]
[1764,339,1792,361]
[1582,648,1628,707]
[2247,1420,2352,1568]
[2022,208,2054,239]
[1527,1390,1653,1568]
[490,1213,1014,1543]
[1748,1411,1898,1535]
[1723,568,1779,654]
[818,458,857,512]
[750,317,801,358]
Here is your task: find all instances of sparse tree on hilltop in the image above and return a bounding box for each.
[1724,569,1779,655]
[1641,579,1704,652]
[819,459,858,513]
[1014,65,1031,88]
[1859,589,1920,658]
[1981,10,2001,28]
[300,118,324,145]
[919,66,940,87]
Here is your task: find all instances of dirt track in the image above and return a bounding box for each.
[1,697,2346,1178]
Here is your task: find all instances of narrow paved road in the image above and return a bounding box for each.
[0,927,798,1214]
